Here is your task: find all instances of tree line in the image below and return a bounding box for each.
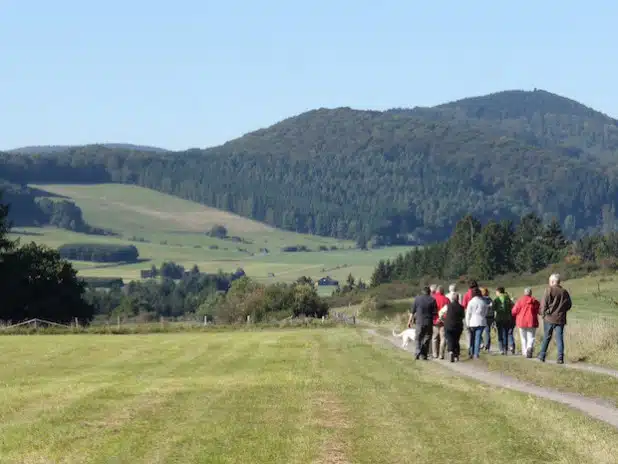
[2,90,618,244]
[58,243,140,263]
[86,271,329,323]
[0,197,95,324]
[371,211,618,285]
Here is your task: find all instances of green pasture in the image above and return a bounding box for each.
[9,183,413,283]
[1,329,617,463]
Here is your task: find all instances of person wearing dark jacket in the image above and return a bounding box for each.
[538,273,572,364]
[440,292,465,362]
[408,286,438,360]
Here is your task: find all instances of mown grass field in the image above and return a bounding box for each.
[9,183,413,285]
[2,329,618,463]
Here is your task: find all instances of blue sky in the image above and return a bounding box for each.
[1,0,615,151]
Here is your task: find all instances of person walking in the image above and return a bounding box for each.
[408,286,438,360]
[511,287,541,358]
[480,287,494,352]
[430,284,437,296]
[537,274,572,364]
[493,287,515,355]
[462,279,480,356]
[461,279,479,309]
[446,283,457,301]
[465,287,488,359]
[440,292,465,362]
[432,285,450,359]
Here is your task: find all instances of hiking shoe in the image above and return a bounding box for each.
[449,352,455,363]
[526,348,533,358]
[500,350,506,355]
[537,356,545,362]
[557,358,564,365]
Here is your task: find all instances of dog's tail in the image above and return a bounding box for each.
[392,328,402,337]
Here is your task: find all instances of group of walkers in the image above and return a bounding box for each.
[407,273,572,364]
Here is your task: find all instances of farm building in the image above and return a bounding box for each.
[316,276,339,287]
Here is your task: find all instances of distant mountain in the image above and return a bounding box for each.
[2,88,618,244]
[8,143,169,155]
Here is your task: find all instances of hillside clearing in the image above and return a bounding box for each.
[1,330,618,463]
[7,183,412,284]
[30,183,276,234]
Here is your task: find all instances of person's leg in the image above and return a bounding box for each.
[445,328,454,361]
[487,318,493,351]
[415,325,423,359]
[523,328,535,357]
[473,327,483,357]
[421,325,432,359]
[518,327,526,355]
[508,326,516,354]
[468,328,474,358]
[496,324,505,353]
[431,325,440,358]
[530,327,537,354]
[538,322,555,362]
[454,327,462,359]
[439,325,447,359]
[555,324,565,363]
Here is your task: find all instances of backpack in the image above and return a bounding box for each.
[494,294,514,324]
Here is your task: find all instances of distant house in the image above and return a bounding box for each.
[231,268,246,281]
[316,276,339,287]
[140,269,155,279]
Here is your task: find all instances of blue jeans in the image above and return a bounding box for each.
[508,327,516,352]
[538,322,565,361]
[469,326,484,357]
[496,323,515,353]
[483,318,494,350]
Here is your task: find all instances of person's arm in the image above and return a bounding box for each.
[465,301,471,327]
[511,300,521,317]
[431,300,438,321]
[564,290,572,312]
[408,300,417,327]
[438,305,448,321]
[540,288,550,316]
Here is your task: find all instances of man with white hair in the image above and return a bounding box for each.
[537,273,572,364]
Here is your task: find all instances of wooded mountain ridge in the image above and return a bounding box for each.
[2,89,618,243]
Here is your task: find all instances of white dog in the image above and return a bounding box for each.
[392,327,416,348]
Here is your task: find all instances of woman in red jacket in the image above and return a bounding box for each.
[511,287,540,358]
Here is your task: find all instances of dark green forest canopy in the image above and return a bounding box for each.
[2,89,618,243]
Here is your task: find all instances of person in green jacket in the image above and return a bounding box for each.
[493,287,515,355]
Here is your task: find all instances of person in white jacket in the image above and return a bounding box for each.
[465,287,489,359]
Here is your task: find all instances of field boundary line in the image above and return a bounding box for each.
[364,328,618,429]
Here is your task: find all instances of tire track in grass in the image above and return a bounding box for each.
[365,328,618,429]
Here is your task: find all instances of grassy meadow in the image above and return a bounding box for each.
[9,183,413,285]
[2,329,618,463]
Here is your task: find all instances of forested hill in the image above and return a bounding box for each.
[8,143,169,155]
[2,88,618,243]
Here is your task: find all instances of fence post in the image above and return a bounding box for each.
[74,317,79,328]
[247,315,251,324]
[322,315,325,323]
[117,315,121,329]
[203,315,208,326]
[34,319,37,329]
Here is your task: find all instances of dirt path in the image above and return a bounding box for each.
[366,328,618,429]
